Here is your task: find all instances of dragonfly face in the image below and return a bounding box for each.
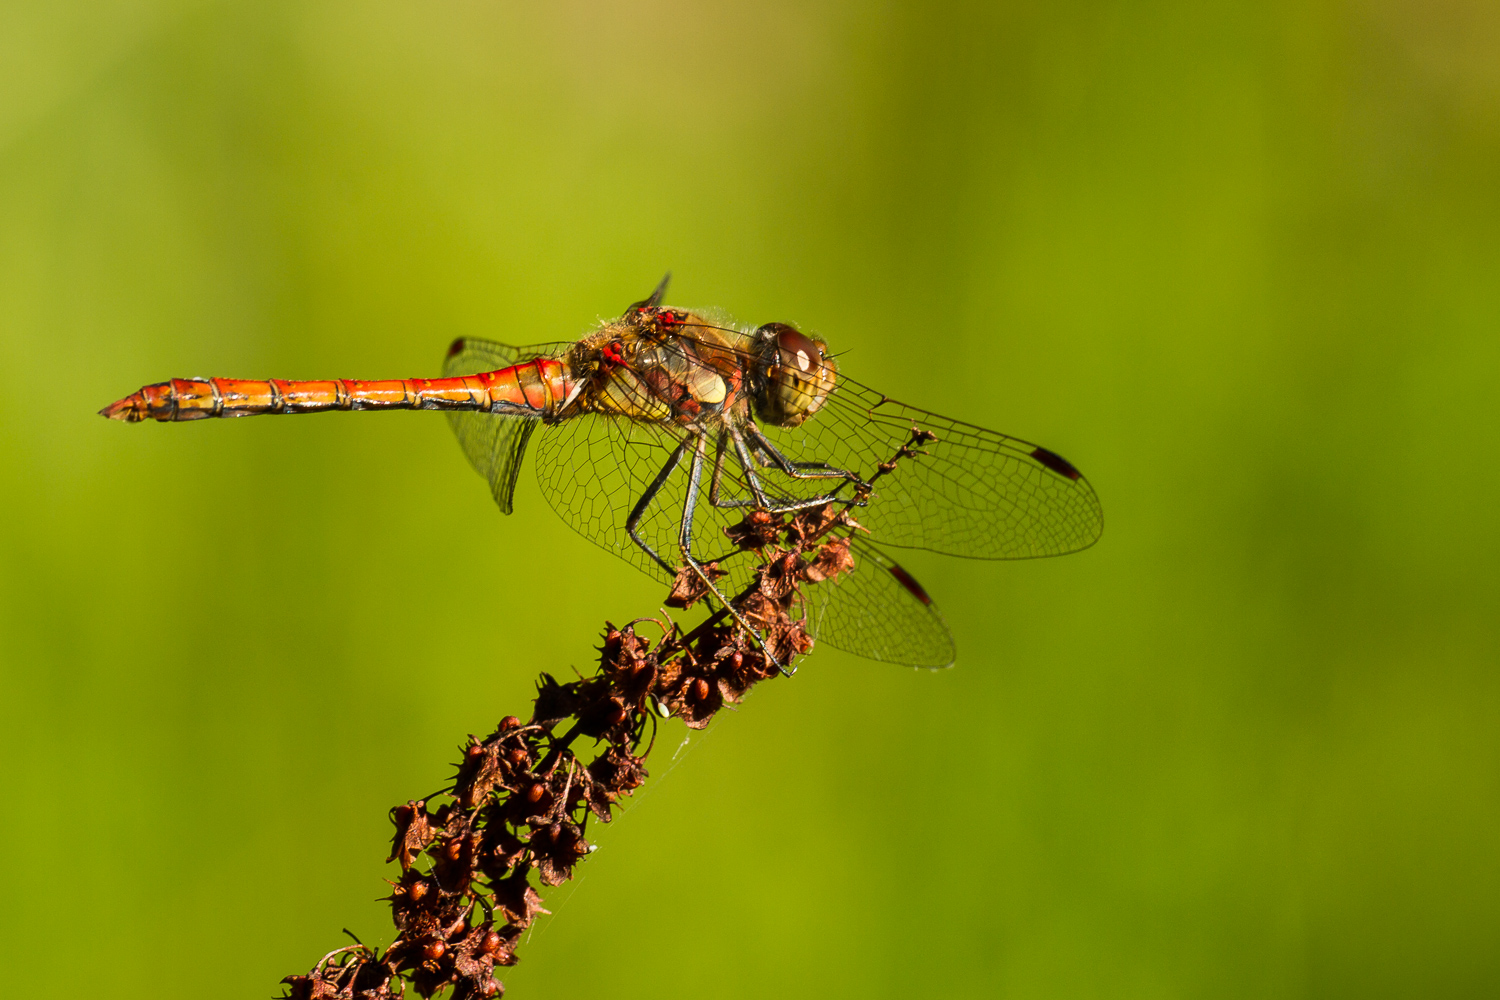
[750,323,838,429]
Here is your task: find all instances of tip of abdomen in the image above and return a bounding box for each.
[99,392,147,421]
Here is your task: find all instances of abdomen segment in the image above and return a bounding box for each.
[100,361,578,423]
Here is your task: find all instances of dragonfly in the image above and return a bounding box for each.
[101,276,1102,668]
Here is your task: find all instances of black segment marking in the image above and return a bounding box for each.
[1030,446,1082,481]
[886,562,933,606]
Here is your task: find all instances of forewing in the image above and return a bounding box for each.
[758,376,1104,559]
[442,339,569,514]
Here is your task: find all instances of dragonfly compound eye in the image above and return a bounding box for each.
[752,323,838,427]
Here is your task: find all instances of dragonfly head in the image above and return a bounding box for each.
[751,323,838,427]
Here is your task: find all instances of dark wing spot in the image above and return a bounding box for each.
[447,338,466,358]
[1030,446,1082,481]
[886,562,933,606]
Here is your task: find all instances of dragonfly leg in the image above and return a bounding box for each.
[626,437,690,575]
[680,434,790,675]
[727,427,771,507]
[708,427,813,513]
[708,432,758,512]
[731,427,841,513]
[744,422,867,488]
[704,425,852,516]
[707,430,742,509]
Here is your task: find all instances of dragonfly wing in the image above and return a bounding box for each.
[532,409,693,584]
[757,376,1104,560]
[442,338,570,514]
[532,402,958,668]
[448,407,538,515]
[532,353,802,596]
[800,536,955,668]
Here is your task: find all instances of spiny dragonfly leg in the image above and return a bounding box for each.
[728,427,770,507]
[680,434,790,676]
[706,426,839,515]
[706,428,768,510]
[626,437,690,575]
[729,426,841,514]
[744,423,868,492]
[704,425,853,517]
[706,430,740,508]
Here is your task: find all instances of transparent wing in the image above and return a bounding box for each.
[532,409,693,583]
[800,536,955,668]
[529,365,956,668]
[441,338,570,514]
[498,325,1097,668]
[757,374,1104,560]
[532,340,762,589]
[660,324,1103,560]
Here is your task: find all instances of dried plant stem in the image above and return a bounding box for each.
[280,501,863,1000]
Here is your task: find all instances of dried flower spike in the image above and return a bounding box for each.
[280,493,864,1000]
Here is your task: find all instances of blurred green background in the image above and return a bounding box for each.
[2,1,1498,997]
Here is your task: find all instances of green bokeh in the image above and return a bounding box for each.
[2,2,1497,997]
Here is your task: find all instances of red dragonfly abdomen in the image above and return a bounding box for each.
[100,360,578,423]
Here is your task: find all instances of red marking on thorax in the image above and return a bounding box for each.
[722,369,743,405]
[601,342,629,368]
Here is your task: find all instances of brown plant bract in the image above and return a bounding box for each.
[280,499,865,1000]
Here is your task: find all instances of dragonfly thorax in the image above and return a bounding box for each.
[577,314,744,426]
